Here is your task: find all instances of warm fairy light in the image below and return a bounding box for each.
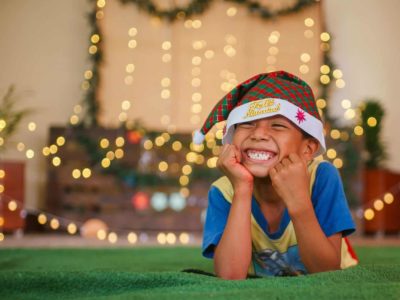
[336,79,346,88]
[192,93,202,102]
[128,40,137,49]
[316,98,326,109]
[207,157,218,168]
[106,151,115,160]
[191,103,202,114]
[268,46,279,55]
[72,169,81,179]
[299,65,309,74]
[180,187,190,198]
[0,184,4,193]
[327,149,337,159]
[344,109,356,120]
[204,50,215,59]
[56,136,66,146]
[192,67,201,77]
[82,168,91,178]
[115,149,124,159]
[158,161,169,172]
[118,112,127,122]
[28,122,37,132]
[126,64,135,73]
[367,117,377,127]
[97,0,106,8]
[190,142,204,153]
[161,41,171,50]
[84,71,93,80]
[67,223,78,235]
[212,146,221,156]
[321,43,330,52]
[224,45,236,57]
[192,56,202,65]
[184,20,192,29]
[115,137,125,147]
[89,45,98,54]
[101,158,111,168]
[0,119,6,129]
[108,232,118,244]
[166,232,176,244]
[196,154,205,165]
[384,193,394,204]
[161,89,171,99]
[333,158,343,169]
[320,65,330,74]
[97,229,107,240]
[100,138,109,149]
[128,27,137,37]
[330,129,341,139]
[128,232,137,244]
[38,213,47,225]
[226,7,237,17]
[161,77,171,87]
[192,20,202,29]
[179,175,189,186]
[49,144,58,154]
[340,131,349,141]
[160,115,170,125]
[373,199,384,211]
[320,32,330,42]
[186,152,197,163]
[182,165,192,175]
[304,29,314,39]
[143,140,153,150]
[8,200,17,211]
[50,218,60,230]
[364,208,375,220]
[179,232,190,244]
[121,100,131,111]
[17,142,25,152]
[70,115,79,125]
[0,217,4,226]
[0,169,5,178]
[81,81,90,90]
[333,69,343,79]
[91,34,100,44]
[215,129,224,140]
[162,53,172,63]
[0,137,5,146]
[0,233,4,242]
[320,75,330,84]
[172,141,182,151]
[52,156,61,167]
[155,136,165,147]
[161,132,170,142]
[268,32,280,44]
[304,17,314,27]
[26,149,35,159]
[157,232,167,244]
[300,53,311,63]
[266,56,277,65]
[341,99,352,109]
[354,126,364,136]
[192,40,204,50]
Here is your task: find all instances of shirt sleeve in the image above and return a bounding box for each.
[311,161,356,237]
[202,186,231,258]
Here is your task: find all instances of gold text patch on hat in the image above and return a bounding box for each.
[244,99,281,119]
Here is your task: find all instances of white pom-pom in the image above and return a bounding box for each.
[193,130,205,145]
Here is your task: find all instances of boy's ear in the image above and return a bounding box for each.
[302,138,319,161]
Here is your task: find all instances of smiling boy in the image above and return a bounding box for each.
[193,71,358,279]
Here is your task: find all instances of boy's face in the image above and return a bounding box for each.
[231,115,315,178]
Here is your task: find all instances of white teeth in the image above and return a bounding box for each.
[247,151,272,161]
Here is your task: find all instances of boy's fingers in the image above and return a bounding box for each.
[288,153,301,163]
[281,157,291,167]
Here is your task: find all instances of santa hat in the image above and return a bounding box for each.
[193,71,326,156]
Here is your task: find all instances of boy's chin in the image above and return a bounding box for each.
[245,166,271,179]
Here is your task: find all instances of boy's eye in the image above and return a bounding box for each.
[272,123,288,129]
[237,122,255,128]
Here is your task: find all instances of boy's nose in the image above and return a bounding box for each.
[250,125,271,141]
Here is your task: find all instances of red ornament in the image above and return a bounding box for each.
[127,131,143,144]
[131,191,150,210]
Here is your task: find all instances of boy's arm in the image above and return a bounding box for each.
[269,154,341,273]
[214,144,254,280]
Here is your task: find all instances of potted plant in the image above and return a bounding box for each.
[0,85,32,232]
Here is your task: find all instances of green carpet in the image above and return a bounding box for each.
[0,246,399,299]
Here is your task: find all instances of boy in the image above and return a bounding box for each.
[193,71,358,279]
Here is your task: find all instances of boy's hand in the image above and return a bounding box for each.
[217,144,253,189]
[269,153,311,213]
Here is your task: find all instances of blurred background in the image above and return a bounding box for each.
[0,0,399,247]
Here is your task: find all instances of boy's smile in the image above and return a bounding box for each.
[232,116,309,178]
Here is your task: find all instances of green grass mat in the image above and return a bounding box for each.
[0,246,399,299]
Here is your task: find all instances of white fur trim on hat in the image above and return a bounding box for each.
[222,98,326,156]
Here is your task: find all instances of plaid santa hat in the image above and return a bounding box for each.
[193,71,326,156]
